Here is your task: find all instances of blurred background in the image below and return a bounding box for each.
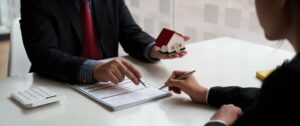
[0,0,293,79]
[0,0,19,38]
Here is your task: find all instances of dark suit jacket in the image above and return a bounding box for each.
[206,53,300,126]
[20,0,155,83]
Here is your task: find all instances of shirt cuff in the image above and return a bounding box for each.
[79,60,100,84]
[205,120,228,126]
[206,88,211,103]
[143,42,159,62]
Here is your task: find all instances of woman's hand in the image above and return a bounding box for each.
[165,70,208,104]
[210,104,243,126]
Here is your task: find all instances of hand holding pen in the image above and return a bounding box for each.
[159,70,196,90]
[163,70,208,104]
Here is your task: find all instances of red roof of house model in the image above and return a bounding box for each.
[156,28,189,47]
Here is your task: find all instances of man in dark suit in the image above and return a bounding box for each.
[20,0,187,84]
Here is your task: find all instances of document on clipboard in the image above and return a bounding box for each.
[70,78,171,111]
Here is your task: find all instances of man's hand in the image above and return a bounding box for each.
[150,46,187,59]
[150,36,190,59]
[92,58,141,85]
[210,104,243,126]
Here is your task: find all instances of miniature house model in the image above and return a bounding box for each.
[156,28,188,54]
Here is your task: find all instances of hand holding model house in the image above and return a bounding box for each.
[150,28,190,59]
[156,28,190,54]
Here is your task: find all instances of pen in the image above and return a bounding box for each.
[140,80,147,87]
[159,70,196,90]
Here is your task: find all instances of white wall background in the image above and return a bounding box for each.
[0,0,294,51]
[0,0,20,34]
[125,0,294,52]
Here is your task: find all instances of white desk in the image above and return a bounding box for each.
[0,38,295,126]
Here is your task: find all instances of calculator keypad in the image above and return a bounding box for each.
[11,87,61,108]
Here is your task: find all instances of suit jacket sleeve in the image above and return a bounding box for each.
[207,86,260,111]
[232,64,300,126]
[118,0,156,61]
[20,0,86,83]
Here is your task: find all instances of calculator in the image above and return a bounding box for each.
[11,87,65,108]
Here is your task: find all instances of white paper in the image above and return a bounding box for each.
[72,79,171,111]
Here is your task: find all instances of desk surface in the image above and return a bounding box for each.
[0,38,295,126]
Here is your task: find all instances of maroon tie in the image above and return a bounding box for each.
[80,0,100,59]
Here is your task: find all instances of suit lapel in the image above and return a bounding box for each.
[56,0,83,44]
